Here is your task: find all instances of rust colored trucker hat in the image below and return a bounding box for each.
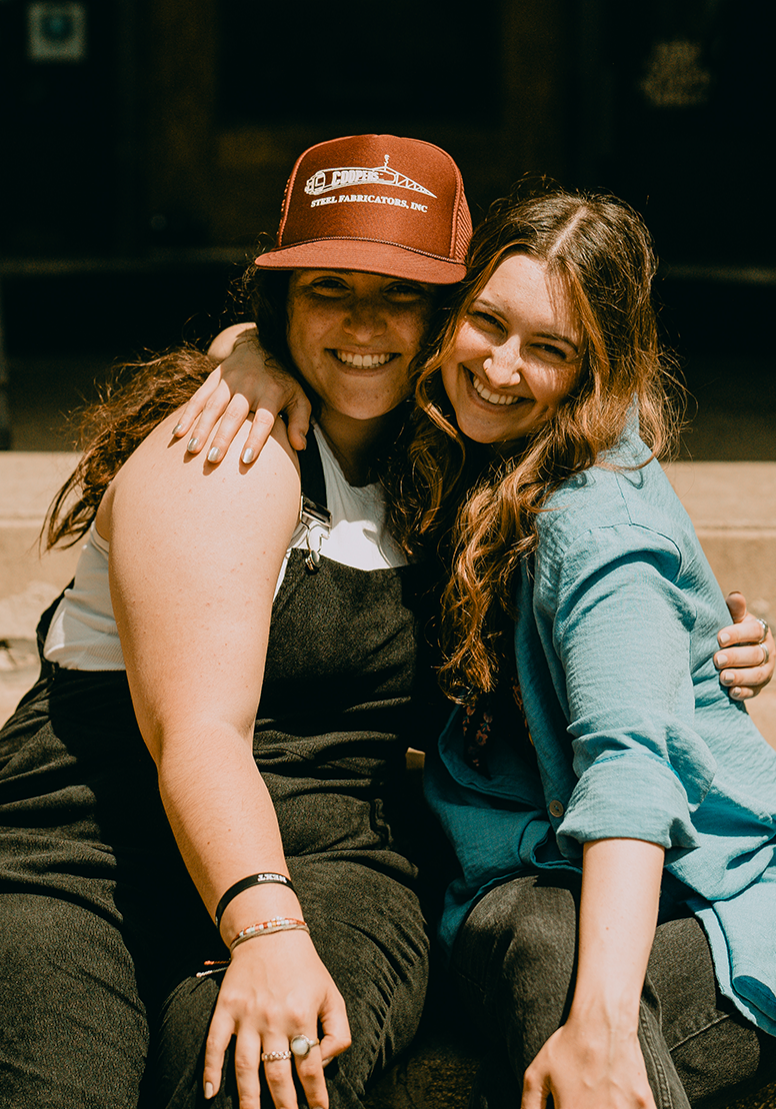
[254,134,472,284]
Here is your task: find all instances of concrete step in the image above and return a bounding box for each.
[3,454,774,740]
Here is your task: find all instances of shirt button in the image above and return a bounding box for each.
[549,800,564,818]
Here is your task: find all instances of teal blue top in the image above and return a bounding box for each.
[424,426,776,1035]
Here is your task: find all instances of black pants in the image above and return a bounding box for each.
[155,857,429,1109]
[450,872,776,1109]
[0,670,429,1109]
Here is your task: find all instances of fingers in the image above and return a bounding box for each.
[717,659,769,700]
[202,933,350,1109]
[173,368,223,441]
[239,409,282,466]
[521,1061,549,1109]
[203,1002,236,1101]
[715,592,773,699]
[185,387,248,458]
[723,590,748,626]
[237,376,305,464]
[317,986,351,1068]
[716,641,771,700]
[284,393,313,454]
[233,1030,266,1109]
[260,1041,311,1109]
[287,1040,328,1109]
[287,987,350,1109]
[198,396,253,463]
[204,1023,329,1109]
[717,592,768,649]
[716,637,773,699]
[238,387,312,464]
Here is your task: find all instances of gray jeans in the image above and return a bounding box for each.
[449,872,776,1109]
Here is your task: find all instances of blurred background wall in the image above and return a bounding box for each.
[0,0,773,454]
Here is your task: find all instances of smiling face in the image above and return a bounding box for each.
[441,253,584,449]
[286,270,435,434]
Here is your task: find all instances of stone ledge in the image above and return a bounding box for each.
[2,454,774,615]
[6,456,775,742]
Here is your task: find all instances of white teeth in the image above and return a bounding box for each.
[335,350,394,368]
[471,373,519,406]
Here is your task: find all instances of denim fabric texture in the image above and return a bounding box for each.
[0,539,433,1105]
[450,874,776,1109]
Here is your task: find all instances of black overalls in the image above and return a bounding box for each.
[0,440,434,1108]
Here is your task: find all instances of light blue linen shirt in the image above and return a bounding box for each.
[424,425,776,1035]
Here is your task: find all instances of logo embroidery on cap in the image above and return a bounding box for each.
[304,155,436,199]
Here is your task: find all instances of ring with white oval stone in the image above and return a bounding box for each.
[261,1050,293,1062]
[289,1034,319,1058]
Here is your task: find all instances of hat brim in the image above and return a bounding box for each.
[254,238,465,285]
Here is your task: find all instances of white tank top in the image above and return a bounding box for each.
[43,428,405,671]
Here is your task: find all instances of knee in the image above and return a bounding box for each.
[454,876,578,1061]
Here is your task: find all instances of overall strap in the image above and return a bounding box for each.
[297,428,328,509]
[297,430,331,572]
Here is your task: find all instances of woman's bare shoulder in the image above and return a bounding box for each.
[97,411,300,538]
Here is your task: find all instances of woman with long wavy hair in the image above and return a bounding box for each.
[403,186,776,1109]
[0,133,471,1109]
[181,181,776,1108]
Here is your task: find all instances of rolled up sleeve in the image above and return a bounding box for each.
[533,521,717,858]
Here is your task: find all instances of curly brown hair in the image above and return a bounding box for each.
[43,263,296,551]
[385,184,685,699]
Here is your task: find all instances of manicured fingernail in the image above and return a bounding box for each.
[716,652,728,667]
[242,447,254,464]
[718,631,730,645]
[299,433,307,449]
[173,422,183,436]
[207,447,220,463]
[187,437,199,452]
[721,670,734,685]
[730,687,743,700]
[204,1081,214,1099]
[322,1057,333,1068]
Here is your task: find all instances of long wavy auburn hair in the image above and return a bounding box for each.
[385,185,684,700]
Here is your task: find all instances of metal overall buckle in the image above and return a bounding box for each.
[300,495,331,572]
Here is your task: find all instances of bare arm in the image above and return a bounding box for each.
[522,838,664,1109]
[172,325,312,460]
[103,415,348,1109]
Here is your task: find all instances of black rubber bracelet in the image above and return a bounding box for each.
[215,873,297,929]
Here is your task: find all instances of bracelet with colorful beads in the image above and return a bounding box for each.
[229,917,309,954]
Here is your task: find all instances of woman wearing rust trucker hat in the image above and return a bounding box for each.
[254,133,471,282]
[0,133,470,1109]
[0,135,767,1109]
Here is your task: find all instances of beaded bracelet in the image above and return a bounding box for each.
[215,873,297,929]
[229,917,309,954]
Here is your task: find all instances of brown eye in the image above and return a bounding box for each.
[470,310,503,332]
[309,279,349,297]
[386,282,431,302]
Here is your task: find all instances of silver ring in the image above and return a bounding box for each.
[755,617,770,641]
[762,642,770,666]
[261,1050,293,1063]
[289,1034,319,1058]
